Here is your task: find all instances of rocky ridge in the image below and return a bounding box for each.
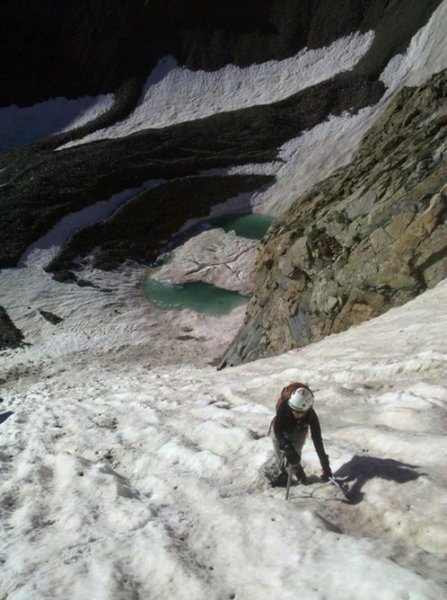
[220,69,447,366]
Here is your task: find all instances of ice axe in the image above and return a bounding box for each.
[328,475,351,501]
[285,464,293,500]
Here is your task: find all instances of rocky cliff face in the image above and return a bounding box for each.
[220,69,447,366]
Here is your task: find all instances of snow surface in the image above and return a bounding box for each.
[151,228,257,294]
[381,0,447,88]
[1,253,446,599]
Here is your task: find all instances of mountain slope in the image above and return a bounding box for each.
[0,0,443,281]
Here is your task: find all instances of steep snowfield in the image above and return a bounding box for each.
[1,256,446,599]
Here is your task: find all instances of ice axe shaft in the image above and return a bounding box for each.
[285,465,293,500]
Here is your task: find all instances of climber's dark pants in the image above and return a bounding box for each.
[270,427,308,472]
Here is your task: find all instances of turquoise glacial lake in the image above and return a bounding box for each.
[208,213,274,239]
[163,212,275,252]
[144,212,274,314]
[143,278,248,315]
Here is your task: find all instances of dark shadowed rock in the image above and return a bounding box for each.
[0,307,25,350]
[39,310,64,325]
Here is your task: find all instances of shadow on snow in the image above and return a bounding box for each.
[334,454,423,504]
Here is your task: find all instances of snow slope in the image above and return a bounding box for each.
[1,257,446,599]
[62,31,373,147]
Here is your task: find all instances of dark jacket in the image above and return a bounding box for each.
[272,382,330,472]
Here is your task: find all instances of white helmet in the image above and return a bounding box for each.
[288,387,314,412]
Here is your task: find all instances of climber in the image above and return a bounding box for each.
[270,382,332,487]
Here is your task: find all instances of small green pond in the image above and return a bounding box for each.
[143,278,248,315]
[208,213,274,239]
[164,212,275,253]
[144,212,274,314]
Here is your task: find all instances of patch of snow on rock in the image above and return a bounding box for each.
[64,31,374,146]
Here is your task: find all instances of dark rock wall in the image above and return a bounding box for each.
[1,0,166,105]
[1,0,442,106]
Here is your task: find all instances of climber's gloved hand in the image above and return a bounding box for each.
[320,454,332,481]
[321,467,333,482]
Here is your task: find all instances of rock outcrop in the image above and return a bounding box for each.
[0,307,25,350]
[39,310,64,325]
[220,70,447,367]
